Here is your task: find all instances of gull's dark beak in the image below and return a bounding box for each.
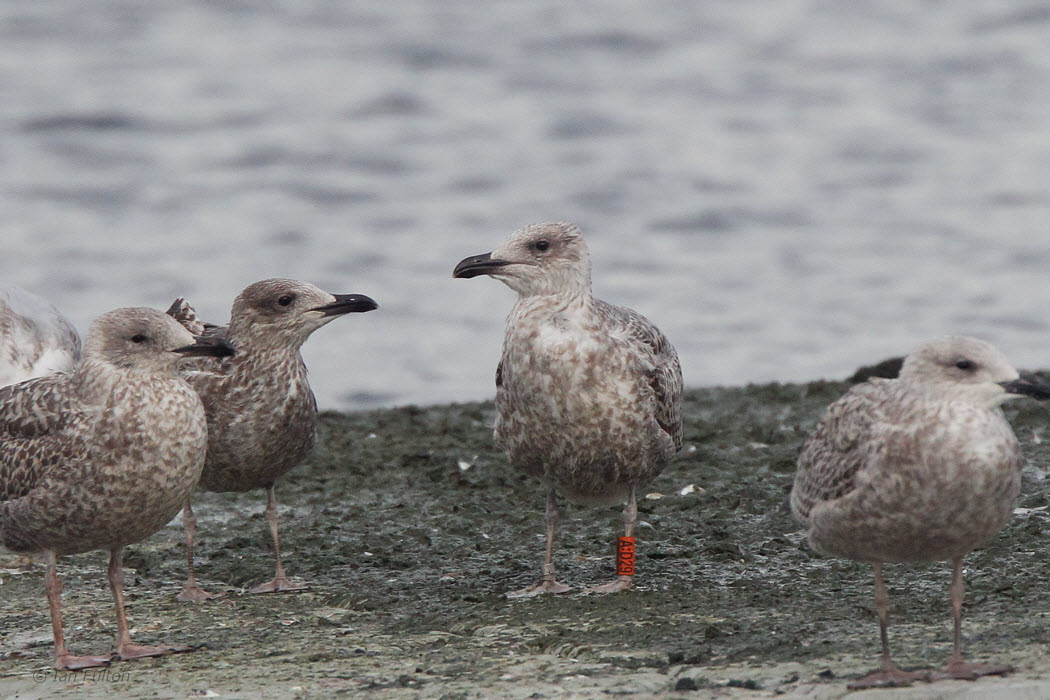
[311,294,379,316]
[999,372,1050,400]
[173,335,235,358]
[453,252,511,279]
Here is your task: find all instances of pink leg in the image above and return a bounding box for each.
[588,486,637,593]
[110,548,194,660]
[248,485,309,594]
[44,550,114,670]
[176,500,223,602]
[936,557,1012,680]
[848,562,933,689]
[507,489,573,598]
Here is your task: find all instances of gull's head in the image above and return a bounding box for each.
[900,335,1050,406]
[230,278,378,348]
[453,222,591,298]
[85,307,234,373]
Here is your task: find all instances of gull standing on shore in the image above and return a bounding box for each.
[0,308,232,670]
[0,286,81,387]
[791,336,1050,688]
[454,223,682,596]
[168,279,378,601]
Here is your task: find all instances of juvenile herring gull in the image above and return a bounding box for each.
[0,286,81,387]
[454,222,683,596]
[791,335,1050,688]
[168,279,378,601]
[0,307,232,670]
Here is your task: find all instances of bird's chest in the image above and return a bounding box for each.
[857,404,1022,526]
[512,321,601,381]
[912,405,1019,488]
[497,316,646,455]
[211,366,317,469]
[91,381,207,487]
[503,319,636,406]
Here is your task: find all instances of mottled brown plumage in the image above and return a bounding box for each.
[791,336,1050,688]
[0,307,232,670]
[168,279,377,601]
[454,223,682,596]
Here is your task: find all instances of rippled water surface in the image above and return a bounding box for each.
[3,1,1050,409]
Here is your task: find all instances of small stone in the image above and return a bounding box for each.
[674,677,699,691]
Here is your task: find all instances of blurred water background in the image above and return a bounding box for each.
[2,1,1050,410]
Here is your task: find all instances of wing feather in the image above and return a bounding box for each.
[595,300,683,450]
[0,374,89,501]
[167,298,231,373]
[791,380,894,522]
[0,374,79,438]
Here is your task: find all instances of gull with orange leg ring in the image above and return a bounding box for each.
[454,223,682,596]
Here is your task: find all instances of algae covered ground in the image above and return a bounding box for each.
[3,377,1050,698]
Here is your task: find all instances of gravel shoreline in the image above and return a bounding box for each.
[2,377,1050,698]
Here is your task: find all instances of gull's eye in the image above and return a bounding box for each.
[955,359,976,371]
[131,334,147,344]
[534,239,550,252]
[278,295,295,307]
